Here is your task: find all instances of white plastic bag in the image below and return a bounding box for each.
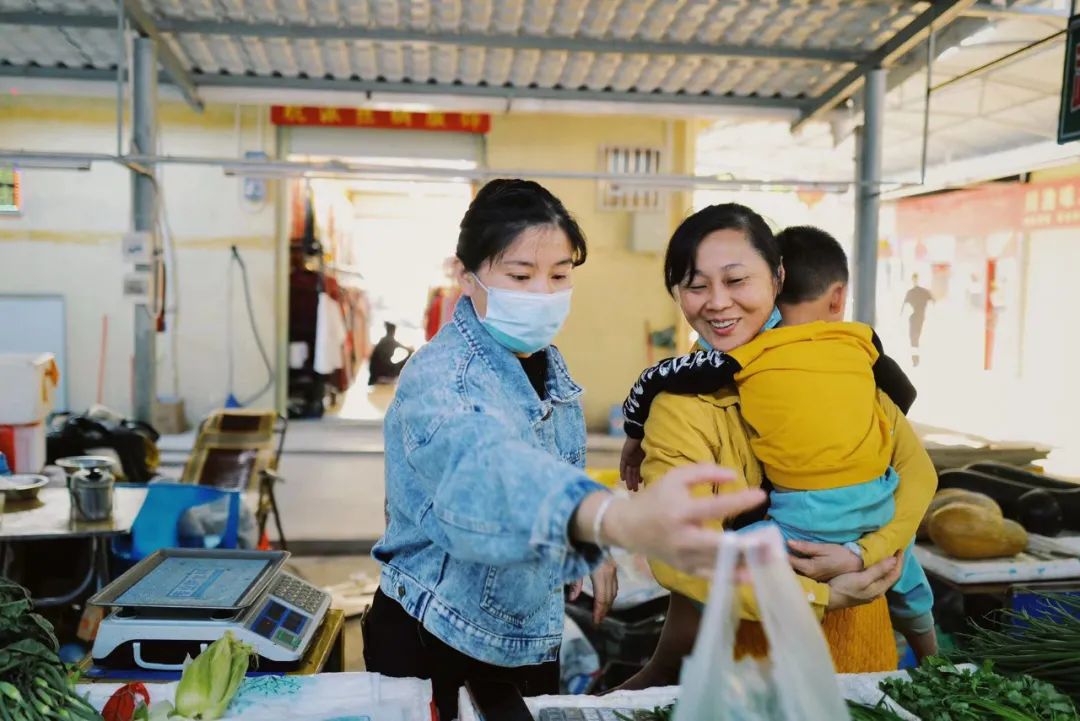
[674,525,850,721]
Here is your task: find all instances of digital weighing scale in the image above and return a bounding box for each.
[89,548,331,672]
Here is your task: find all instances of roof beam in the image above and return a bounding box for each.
[121,0,203,111]
[792,0,978,132]
[931,29,1065,93]
[194,72,809,110]
[0,10,110,30]
[0,10,864,64]
[0,63,809,111]
[0,64,158,82]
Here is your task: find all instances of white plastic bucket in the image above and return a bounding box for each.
[0,353,58,425]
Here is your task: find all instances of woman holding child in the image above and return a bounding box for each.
[618,204,938,685]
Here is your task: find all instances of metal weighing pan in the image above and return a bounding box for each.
[0,474,49,501]
[88,548,290,612]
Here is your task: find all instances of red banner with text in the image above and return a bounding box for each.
[895,176,1080,240]
[270,106,491,133]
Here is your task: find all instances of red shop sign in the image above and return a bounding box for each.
[270,106,490,133]
[895,176,1080,240]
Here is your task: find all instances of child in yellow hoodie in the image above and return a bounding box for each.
[622,225,937,661]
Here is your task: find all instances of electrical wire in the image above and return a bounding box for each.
[158,187,181,397]
[226,248,234,398]
[230,245,275,406]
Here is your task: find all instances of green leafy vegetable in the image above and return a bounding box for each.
[0,575,103,720]
[880,657,1079,721]
[614,706,675,721]
[846,700,909,721]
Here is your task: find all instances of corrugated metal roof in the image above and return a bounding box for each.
[696,5,1067,182]
[0,0,937,107]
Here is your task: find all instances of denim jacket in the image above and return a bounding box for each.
[373,297,606,667]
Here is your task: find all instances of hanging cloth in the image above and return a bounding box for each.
[313,292,347,375]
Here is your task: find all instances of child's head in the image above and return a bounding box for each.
[775,226,849,324]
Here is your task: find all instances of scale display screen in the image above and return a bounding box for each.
[114,557,271,608]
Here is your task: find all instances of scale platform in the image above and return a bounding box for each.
[89,548,331,672]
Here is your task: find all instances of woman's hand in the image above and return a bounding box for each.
[826,552,903,611]
[567,559,619,625]
[588,560,618,625]
[787,540,863,582]
[590,464,767,576]
[620,437,645,491]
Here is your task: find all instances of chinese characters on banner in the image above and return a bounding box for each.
[895,176,1080,241]
[270,106,491,133]
[1019,178,1080,229]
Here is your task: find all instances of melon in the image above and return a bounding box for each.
[927,502,1028,560]
[916,489,1002,540]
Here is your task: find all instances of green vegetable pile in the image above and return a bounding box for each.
[961,593,1080,703]
[0,577,102,721]
[846,700,908,721]
[880,657,1078,721]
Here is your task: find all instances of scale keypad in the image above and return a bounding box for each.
[272,574,328,615]
[246,573,330,651]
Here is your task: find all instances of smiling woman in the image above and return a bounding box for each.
[663,204,784,353]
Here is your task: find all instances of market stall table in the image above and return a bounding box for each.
[0,485,147,606]
[78,672,434,721]
[456,673,922,721]
[915,536,1080,634]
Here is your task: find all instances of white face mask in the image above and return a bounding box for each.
[472,274,572,354]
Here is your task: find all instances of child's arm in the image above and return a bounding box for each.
[870,330,917,414]
[856,391,937,567]
[622,350,741,439]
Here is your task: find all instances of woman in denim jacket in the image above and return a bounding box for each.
[364,179,766,719]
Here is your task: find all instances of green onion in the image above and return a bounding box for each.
[959,593,1080,703]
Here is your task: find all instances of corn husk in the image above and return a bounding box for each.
[174,632,253,720]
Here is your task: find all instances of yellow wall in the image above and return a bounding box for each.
[486,114,693,430]
[1029,162,1080,182]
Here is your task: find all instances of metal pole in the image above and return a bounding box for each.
[273,124,289,416]
[131,36,158,423]
[115,0,124,158]
[920,29,935,185]
[854,67,885,325]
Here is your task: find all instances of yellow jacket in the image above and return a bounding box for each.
[727,322,893,491]
[641,387,936,621]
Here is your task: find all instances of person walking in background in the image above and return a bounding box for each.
[901,274,934,367]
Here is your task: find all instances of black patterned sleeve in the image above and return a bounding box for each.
[870,330,917,415]
[622,350,742,439]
